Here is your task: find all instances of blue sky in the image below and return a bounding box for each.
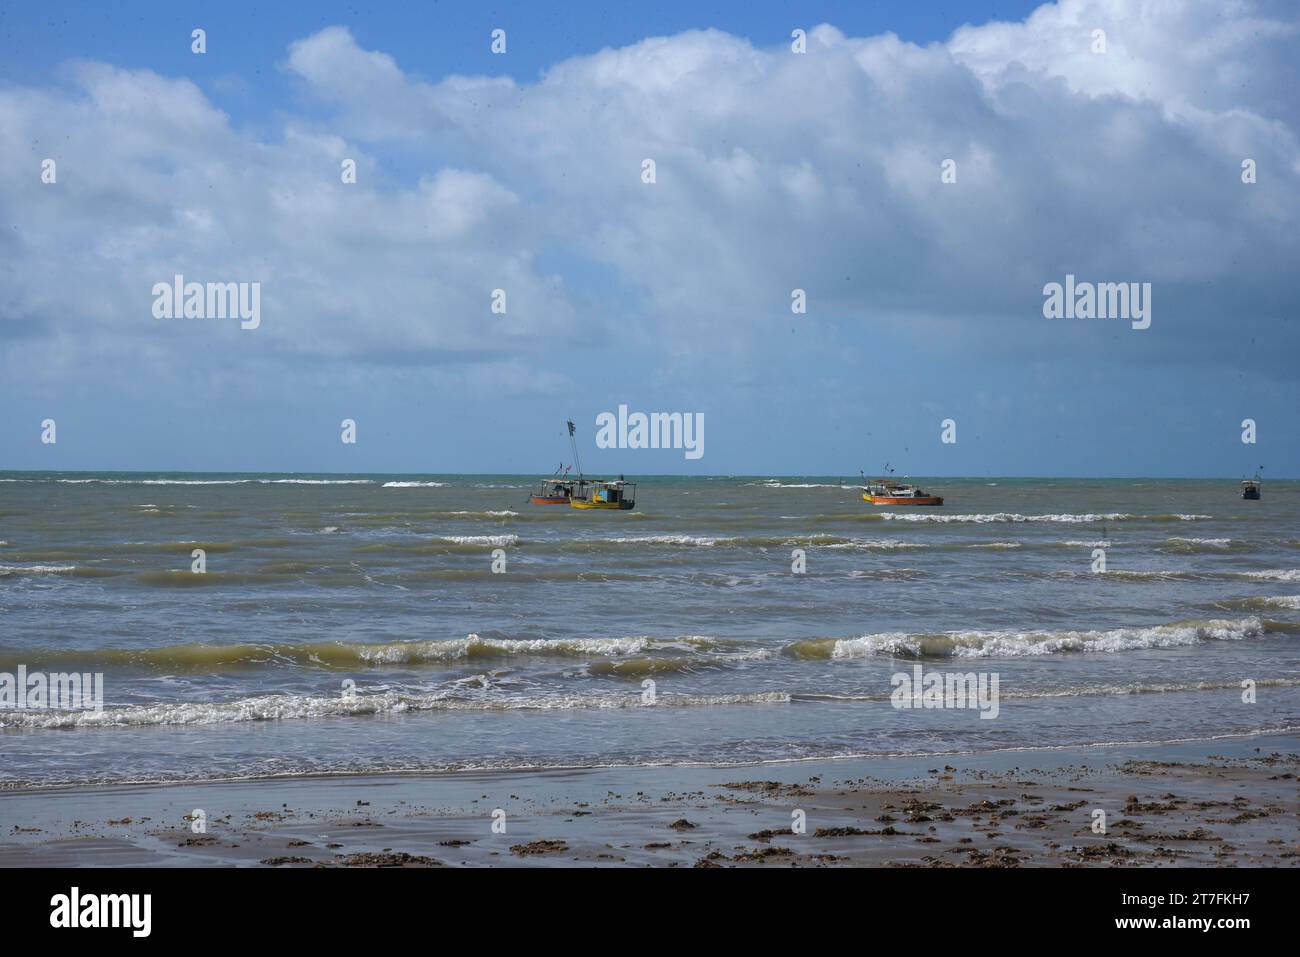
[1,0,1296,476]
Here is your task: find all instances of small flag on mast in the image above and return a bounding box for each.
[567,421,576,436]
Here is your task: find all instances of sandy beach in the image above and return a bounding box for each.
[4,734,1295,868]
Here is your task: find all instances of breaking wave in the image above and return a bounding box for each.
[783,617,1271,660]
[1236,569,1300,582]
[564,534,924,550]
[0,689,791,729]
[0,634,750,671]
[0,564,79,575]
[435,534,518,546]
[1217,595,1300,610]
[749,481,846,489]
[880,512,1212,524]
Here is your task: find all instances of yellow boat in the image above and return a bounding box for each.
[569,479,636,510]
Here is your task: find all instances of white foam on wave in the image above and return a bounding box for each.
[820,538,927,550]
[1238,570,1300,581]
[610,535,730,546]
[0,564,78,575]
[751,481,844,488]
[828,617,1267,659]
[91,479,236,485]
[596,534,916,550]
[0,689,791,729]
[1244,595,1300,609]
[435,534,518,546]
[265,479,373,485]
[354,634,656,663]
[881,512,1211,524]
[382,481,447,488]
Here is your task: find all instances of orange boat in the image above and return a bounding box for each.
[862,479,943,506]
[529,478,575,505]
[529,421,584,505]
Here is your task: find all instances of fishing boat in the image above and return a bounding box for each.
[860,466,943,506]
[1241,477,1262,500]
[528,423,584,506]
[533,420,637,511]
[570,478,636,510]
[862,480,943,506]
[529,478,574,505]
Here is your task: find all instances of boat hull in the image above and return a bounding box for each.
[863,493,944,506]
[529,496,570,505]
[570,500,636,510]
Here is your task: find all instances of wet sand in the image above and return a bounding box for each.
[3,735,1297,867]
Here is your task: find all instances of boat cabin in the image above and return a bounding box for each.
[529,479,575,504]
[570,479,637,510]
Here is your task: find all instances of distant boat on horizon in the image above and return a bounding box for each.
[1242,470,1262,500]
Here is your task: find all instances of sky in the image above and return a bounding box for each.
[0,0,1296,477]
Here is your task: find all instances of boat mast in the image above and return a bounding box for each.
[567,420,584,479]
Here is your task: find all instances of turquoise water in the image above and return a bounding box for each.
[1,473,1297,786]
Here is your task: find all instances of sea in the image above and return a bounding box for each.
[1,473,1297,788]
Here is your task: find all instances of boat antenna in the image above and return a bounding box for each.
[567,420,583,479]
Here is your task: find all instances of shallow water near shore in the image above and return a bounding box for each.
[2,733,1295,868]
[2,473,1298,788]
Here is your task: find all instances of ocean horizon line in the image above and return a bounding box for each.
[0,469,1291,481]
